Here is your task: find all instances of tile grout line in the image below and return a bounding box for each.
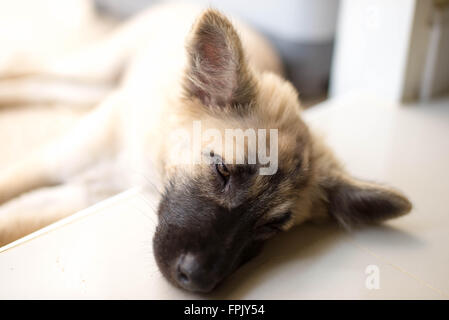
[344,235,449,299]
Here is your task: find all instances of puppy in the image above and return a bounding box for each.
[0,2,411,293]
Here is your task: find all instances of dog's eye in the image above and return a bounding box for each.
[215,163,230,182]
[260,211,292,232]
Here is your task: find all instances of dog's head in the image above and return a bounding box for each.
[153,10,412,293]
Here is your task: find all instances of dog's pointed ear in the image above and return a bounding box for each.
[323,175,412,229]
[183,9,256,108]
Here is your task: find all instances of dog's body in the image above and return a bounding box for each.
[0,2,411,292]
[0,2,282,243]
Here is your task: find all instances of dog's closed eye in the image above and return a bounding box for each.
[215,162,230,183]
[208,152,230,186]
[256,211,292,236]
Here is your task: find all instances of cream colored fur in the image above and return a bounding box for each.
[0,2,283,245]
[0,1,411,248]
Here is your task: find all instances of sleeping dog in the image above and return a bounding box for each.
[0,2,411,292]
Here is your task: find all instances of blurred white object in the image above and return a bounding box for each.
[331,0,449,103]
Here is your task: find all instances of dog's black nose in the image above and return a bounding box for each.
[176,253,215,292]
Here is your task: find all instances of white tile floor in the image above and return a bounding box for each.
[1,92,448,299]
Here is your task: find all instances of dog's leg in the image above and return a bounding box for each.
[0,14,124,82]
[0,4,166,83]
[0,163,125,246]
[0,6,165,107]
[0,183,91,246]
[0,75,113,107]
[0,92,123,205]
[0,24,127,107]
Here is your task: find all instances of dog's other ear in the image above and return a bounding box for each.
[184,9,256,108]
[323,175,412,229]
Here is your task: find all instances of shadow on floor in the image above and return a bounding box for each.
[198,221,424,299]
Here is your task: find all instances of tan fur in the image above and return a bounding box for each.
[0,2,411,248]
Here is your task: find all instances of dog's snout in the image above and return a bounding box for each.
[175,253,215,293]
